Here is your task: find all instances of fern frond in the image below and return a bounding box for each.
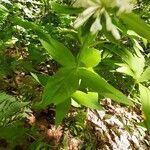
[0,92,29,126]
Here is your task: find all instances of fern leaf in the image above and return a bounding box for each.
[0,92,29,126]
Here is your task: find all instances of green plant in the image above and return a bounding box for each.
[0,1,150,148]
[8,0,149,127]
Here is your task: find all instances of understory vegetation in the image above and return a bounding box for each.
[0,0,150,149]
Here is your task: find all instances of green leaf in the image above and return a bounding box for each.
[139,66,150,82]
[12,17,49,41]
[71,99,81,108]
[31,73,49,86]
[55,99,71,125]
[116,63,135,77]
[79,48,101,67]
[0,4,8,21]
[12,17,76,67]
[52,2,83,14]
[72,91,102,110]
[0,122,26,147]
[139,84,150,127]
[0,4,8,12]
[79,68,132,105]
[0,92,28,126]
[40,39,76,67]
[133,39,144,52]
[37,68,79,108]
[120,13,150,41]
[107,44,145,80]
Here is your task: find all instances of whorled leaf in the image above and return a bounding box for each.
[79,48,101,67]
[40,39,76,67]
[116,63,135,77]
[106,44,145,81]
[36,68,79,108]
[72,90,102,110]
[79,68,133,105]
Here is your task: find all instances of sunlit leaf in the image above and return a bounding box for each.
[120,13,150,41]
[0,4,8,21]
[79,68,132,105]
[79,48,101,67]
[107,44,145,80]
[0,4,8,12]
[139,66,150,82]
[116,63,135,77]
[139,84,150,127]
[72,90,102,110]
